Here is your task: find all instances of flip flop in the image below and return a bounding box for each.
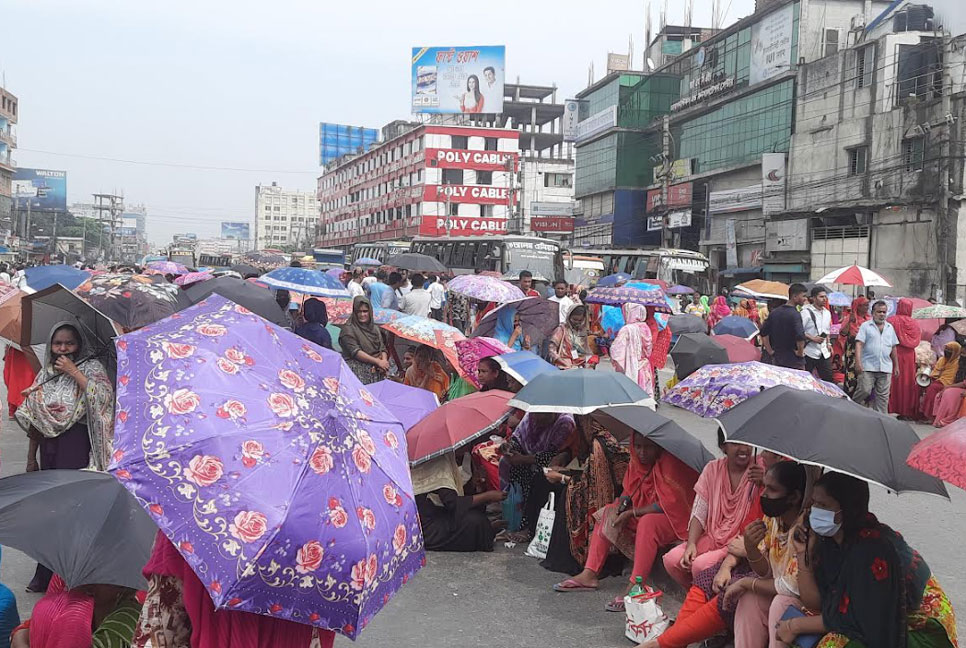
[552,578,598,593]
[605,596,625,612]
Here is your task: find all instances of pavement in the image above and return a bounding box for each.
[0,366,964,647]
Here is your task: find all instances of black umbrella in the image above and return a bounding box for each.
[718,385,948,496]
[592,405,715,472]
[185,276,288,327]
[230,263,260,277]
[0,470,157,590]
[385,253,448,274]
[668,314,707,336]
[670,333,729,380]
[75,273,192,331]
[471,298,559,341]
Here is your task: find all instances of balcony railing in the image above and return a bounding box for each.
[0,130,16,147]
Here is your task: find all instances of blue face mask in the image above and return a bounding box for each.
[809,506,842,537]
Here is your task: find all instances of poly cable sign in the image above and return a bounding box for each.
[423,185,515,205]
[427,148,519,171]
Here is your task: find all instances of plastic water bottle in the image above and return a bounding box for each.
[628,576,644,597]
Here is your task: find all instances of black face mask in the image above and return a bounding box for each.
[759,493,793,518]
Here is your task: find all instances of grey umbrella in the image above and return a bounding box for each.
[385,252,448,274]
[507,369,654,415]
[670,333,729,380]
[592,405,715,472]
[0,470,157,590]
[668,314,707,336]
[718,385,948,497]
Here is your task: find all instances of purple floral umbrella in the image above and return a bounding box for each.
[583,285,672,314]
[661,361,846,418]
[109,295,424,638]
[146,260,190,275]
[446,274,525,303]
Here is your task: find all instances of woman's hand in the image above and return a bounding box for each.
[679,542,698,569]
[721,579,749,610]
[712,562,733,593]
[611,509,634,528]
[544,469,565,484]
[744,520,767,551]
[775,619,798,644]
[54,355,81,379]
[747,463,765,485]
[375,357,391,372]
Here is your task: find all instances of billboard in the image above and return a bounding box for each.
[423,185,515,205]
[319,123,380,166]
[530,216,575,233]
[562,100,580,142]
[221,222,251,240]
[750,4,794,85]
[575,106,617,143]
[12,168,67,212]
[411,46,505,114]
[646,182,693,212]
[418,216,507,237]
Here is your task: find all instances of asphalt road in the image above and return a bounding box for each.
[0,366,963,648]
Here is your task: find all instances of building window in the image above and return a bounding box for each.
[848,147,868,175]
[451,135,469,150]
[479,205,494,218]
[442,169,464,185]
[449,202,460,216]
[476,171,493,185]
[544,172,572,188]
[822,29,839,58]
[264,205,271,211]
[273,206,280,211]
[484,137,498,151]
[903,137,925,171]
[856,46,874,89]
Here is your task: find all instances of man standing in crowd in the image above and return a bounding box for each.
[367,269,392,309]
[801,286,834,381]
[853,300,900,413]
[400,273,432,318]
[347,268,366,298]
[428,275,446,321]
[761,283,807,369]
[518,270,541,298]
[548,279,576,324]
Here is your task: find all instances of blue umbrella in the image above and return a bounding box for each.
[260,267,350,298]
[355,257,382,266]
[23,265,91,292]
[828,291,851,307]
[596,272,632,287]
[712,315,760,338]
[367,380,439,432]
[493,350,557,386]
[507,368,654,415]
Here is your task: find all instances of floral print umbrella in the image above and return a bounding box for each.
[109,295,424,638]
[378,315,465,374]
[173,271,213,287]
[583,285,672,314]
[662,361,845,418]
[446,275,525,303]
[76,273,191,331]
[906,418,966,491]
[912,304,966,320]
[454,337,513,388]
[315,298,404,326]
[146,260,190,275]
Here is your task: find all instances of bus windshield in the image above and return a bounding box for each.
[503,240,559,282]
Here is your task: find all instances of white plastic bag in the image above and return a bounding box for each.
[624,586,670,643]
[524,492,556,559]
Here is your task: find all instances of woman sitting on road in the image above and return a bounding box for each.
[553,431,698,613]
[924,341,964,423]
[404,344,451,401]
[549,304,595,369]
[929,358,966,427]
[777,472,957,648]
[476,357,513,393]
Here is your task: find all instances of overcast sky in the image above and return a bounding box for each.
[2,0,754,247]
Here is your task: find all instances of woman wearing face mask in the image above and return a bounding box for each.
[922,341,962,422]
[779,472,957,648]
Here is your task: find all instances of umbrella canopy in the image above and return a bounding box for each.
[733,279,789,301]
[185,276,289,327]
[473,298,560,340]
[245,251,287,266]
[454,337,513,388]
[827,291,851,307]
[815,264,892,287]
[493,350,557,386]
[719,386,947,496]
[230,263,261,277]
[366,380,439,432]
[712,315,759,339]
[22,264,91,293]
[75,273,191,331]
[666,284,695,295]
[711,334,761,363]
[110,295,424,638]
[173,271,213,287]
[380,315,465,376]
[501,269,550,283]
[912,304,966,320]
[316,297,402,326]
[663,361,845,418]
[583,285,672,314]
[446,274,524,303]
[668,314,707,337]
[260,267,351,298]
[354,257,382,267]
[406,390,514,465]
[670,333,729,380]
[906,418,966,491]
[146,260,189,275]
[508,369,654,414]
[596,272,632,287]
[325,267,347,279]
[590,406,714,472]
[0,284,27,347]
[385,253,447,274]
[0,470,156,590]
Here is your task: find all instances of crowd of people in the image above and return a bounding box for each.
[0,259,959,648]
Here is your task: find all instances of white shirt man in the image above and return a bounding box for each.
[548,282,577,325]
[481,67,500,113]
[347,279,365,299]
[801,289,834,382]
[400,275,432,318]
[428,278,445,311]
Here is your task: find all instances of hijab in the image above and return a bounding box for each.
[711,295,732,319]
[494,304,521,351]
[295,299,332,350]
[339,296,385,360]
[610,304,654,397]
[932,340,962,385]
[693,455,765,549]
[622,433,699,539]
[844,297,870,337]
[410,452,464,496]
[888,298,921,350]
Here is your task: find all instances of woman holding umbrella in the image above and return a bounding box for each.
[339,296,390,385]
[707,296,733,330]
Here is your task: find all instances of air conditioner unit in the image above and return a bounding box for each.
[851,14,866,30]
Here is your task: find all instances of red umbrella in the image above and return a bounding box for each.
[906,419,966,491]
[406,390,514,465]
[711,334,761,363]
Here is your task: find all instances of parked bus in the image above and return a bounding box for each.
[410,235,566,285]
[349,240,411,265]
[565,255,605,289]
[311,248,347,270]
[585,248,712,293]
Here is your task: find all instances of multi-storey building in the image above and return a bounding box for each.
[316,123,520,248]
[255,182,320,250]
[0,86,18,229]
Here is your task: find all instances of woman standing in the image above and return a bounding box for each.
[888,298,922,418]
[549,304,591,369]
[707,296,732,330]
[840,297,870,397]
[610,304,655,399]
[16,322,115,592]
[339,296,390,385]
[294,298,332,350]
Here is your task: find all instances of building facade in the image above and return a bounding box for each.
[254,182,321,251]
[0,86,18,231]
[316,123,520,248]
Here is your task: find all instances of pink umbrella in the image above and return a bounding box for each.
[173,271,213,287]
[907,418,966,491]
[711,334,761,363]
[454,337,513,388]
[447,275,524,303]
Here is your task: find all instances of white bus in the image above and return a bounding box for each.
[585,248,712,293]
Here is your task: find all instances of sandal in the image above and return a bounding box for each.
[552,578,598,593]
[605,596,625,612]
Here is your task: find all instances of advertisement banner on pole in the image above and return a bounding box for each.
[12,169,67,212]
[646,182,693,212]
[709,185,763,214]
[750,4,794,85]
[726,219,739,268]
[647,215,664,232]
[575,106,617,143]
[530,216,575,233]
[221,222,251,240]
[411,46,505,114]
[668,209,692,229]
[562,100,580,142]
[423,185,515,205]
[319,123,379,166]
[761,152,787,215]
[426,148,518,171]
[418,216,507,237]
[530,201,577,217]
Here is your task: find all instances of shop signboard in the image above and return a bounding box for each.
[750,4,794,85]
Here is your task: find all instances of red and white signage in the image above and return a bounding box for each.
[423,184,515,205]
[530,216,575,233]
[426,148,519,171]
[646,182,693,212]
[418,216,508,237]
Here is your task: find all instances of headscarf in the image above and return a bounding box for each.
[746,298,760,324]
[622,434,699,539]
[549,304,589,368]
[29,587,95,648]
[294,299,332,350]
[411,452,464,496]
[693,455,764,549]
[931,341,962,385]
[888,298,921,350]
[339,296,385,360]
[15,322,115,469]
[610,304,654,397]
[700,295,710,312]
[707,296,732,329]
[512,412,576,456]
[494,304,521,351]
[931,325,957,360]
[733,300,750,318]
[843,297,870,337]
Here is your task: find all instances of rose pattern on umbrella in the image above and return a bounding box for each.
[109,295,424,638]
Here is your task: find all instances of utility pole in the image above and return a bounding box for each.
[937,35,954,303]
[92,192,124,263]
[506,155,517,234]
[660,114,672,249]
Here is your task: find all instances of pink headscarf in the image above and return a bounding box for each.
[610,304,654,398]
[30,587,94,648]
[707,296,732,329]
[693,456,764,549]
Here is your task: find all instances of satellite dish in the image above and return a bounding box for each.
[646,57,656,71]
